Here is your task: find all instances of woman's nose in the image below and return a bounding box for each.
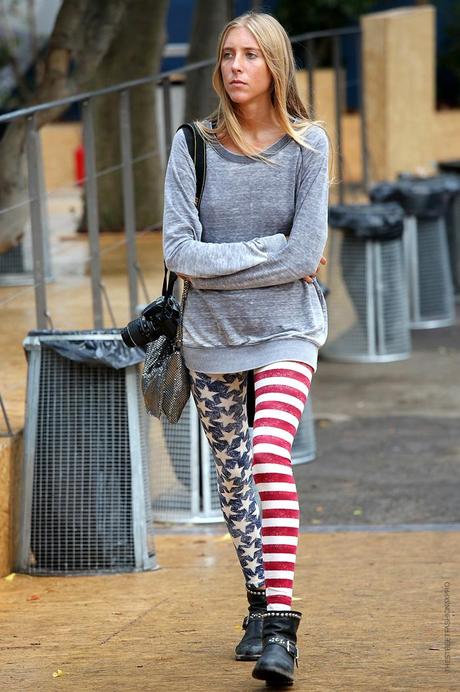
[232,55,242,72]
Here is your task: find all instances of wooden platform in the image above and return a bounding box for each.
[1,530,458,690]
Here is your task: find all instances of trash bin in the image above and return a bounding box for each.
[370,177,456,328]
[321,202,411,362]
[437,161,460,297]
[17,329,157,575]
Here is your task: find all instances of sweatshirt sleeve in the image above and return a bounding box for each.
[191,125,330,290]
[162,128,288,278]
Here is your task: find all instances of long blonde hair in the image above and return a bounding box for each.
[194,11,331,163]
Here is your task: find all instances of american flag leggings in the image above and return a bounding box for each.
[189,360,313,611]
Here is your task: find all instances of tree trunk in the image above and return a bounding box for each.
[82,0,169,232]
[184,0,232,123]
[0,0,129,252]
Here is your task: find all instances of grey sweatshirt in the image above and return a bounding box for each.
[162,123,330,374]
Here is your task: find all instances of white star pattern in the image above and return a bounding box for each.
[240,495,253,512]
[214,448,230,464]
[217,395,237,409]
[244,556,262,573]
[196,398,210,415]
[232,516,251,533]
[221,504,233,518]
[235,439,248,456]
[240,542,260,559]
[226,377,244,393]
[219,411,238,428]
[199,384,217,401]
[221,429,239,445]
[189,369,267,586]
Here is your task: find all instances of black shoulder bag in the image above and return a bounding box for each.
[141,123,206,424]
[142,121,256,426]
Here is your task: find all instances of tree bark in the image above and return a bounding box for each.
[0,0,128,252]
[184,0,232,123]
[82,0,169,232]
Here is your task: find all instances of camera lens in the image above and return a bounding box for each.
[120,317,149,348]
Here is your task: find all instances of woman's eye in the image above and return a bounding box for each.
[247,53,257,59]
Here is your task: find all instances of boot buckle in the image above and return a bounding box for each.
[286,639,299,665]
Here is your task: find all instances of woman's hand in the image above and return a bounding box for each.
[303,255,327,283]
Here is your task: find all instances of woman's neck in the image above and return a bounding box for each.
[235,101,281,139]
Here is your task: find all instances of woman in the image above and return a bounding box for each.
[162,11,331,687]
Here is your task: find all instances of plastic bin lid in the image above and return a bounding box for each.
[438,160,460,175]
[25,328,145,369]
[369,177,450,219]
[398,172,460,195]
[328,202,405,240]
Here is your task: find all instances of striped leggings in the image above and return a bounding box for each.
[189,361,313,611]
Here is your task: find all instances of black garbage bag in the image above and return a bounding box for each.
[328,201,405,240]
[369,177,450,219]
[398,172,460,197]
[438,160,460,176]
[27,328,145,369]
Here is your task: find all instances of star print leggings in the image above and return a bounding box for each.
[189,360,314,611]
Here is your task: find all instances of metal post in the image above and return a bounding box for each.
[119,90,138,319]
[26,115,48,329]
[333,35,345,204]
[161,76,173,161]
[82,98,104,328]
[304,40,315,119]
[365,241,377,357]
[404,216,421,325]
[126,366,153,570]
[36,125,53,282]
[356,30,370,193]
[190,399,201,519]
[0,393,13,437]
[374,242,385,355]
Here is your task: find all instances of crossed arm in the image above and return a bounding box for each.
[163,125,330,290]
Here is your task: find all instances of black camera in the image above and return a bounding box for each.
[120,294,180,348]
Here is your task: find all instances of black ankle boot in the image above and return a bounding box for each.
[234,585,267,661]
[252,610,302,686]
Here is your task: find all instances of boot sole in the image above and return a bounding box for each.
[235,653,261,661]
[252,667,294,686]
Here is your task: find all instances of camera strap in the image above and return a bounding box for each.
[162,121,206,296]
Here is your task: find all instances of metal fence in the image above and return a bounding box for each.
[0,25,368,433]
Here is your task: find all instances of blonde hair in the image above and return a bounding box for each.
[194,11,332,163]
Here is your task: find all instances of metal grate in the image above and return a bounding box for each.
[403,216,456,328]
[321,231,411,362]
[18,334,156,575]
[0,225,52,286]
[0,243,25,274]
[292,398,316,464]
[446,195,460,295]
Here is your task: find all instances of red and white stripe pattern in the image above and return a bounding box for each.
[252,360,314,610]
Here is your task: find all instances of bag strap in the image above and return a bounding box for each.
[162,122,207,296]
[179,122,207,209]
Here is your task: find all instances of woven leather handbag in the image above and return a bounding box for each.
[142,278,190,424]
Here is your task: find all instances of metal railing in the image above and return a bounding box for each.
[0,25,368,434]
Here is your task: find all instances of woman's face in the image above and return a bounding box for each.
[220,26,272,106]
